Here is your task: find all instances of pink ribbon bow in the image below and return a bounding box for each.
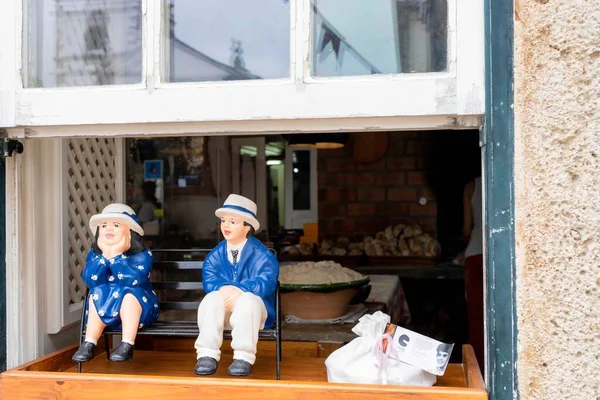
[373,333,397,384]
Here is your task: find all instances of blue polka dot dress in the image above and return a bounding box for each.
[82,248,159,329]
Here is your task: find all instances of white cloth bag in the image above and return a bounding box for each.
[325,311,436,386]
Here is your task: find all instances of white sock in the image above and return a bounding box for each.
[84,338,97,346]
[122,339,135,345]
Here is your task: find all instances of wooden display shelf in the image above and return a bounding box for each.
[0,343,486,399]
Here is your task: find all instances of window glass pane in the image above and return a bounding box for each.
[311,0,447,77]
[165,0,290,82]
[292,150,311,210]
[126,137,285,248]
[23,0,143,88]
[126,137,219,248]
[266,140,285,233]
[235,145,258,201]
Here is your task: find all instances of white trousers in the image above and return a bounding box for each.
[194,291,267,364]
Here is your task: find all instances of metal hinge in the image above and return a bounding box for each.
[1,137,24,158]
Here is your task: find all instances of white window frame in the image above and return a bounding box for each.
[0,0,484,136]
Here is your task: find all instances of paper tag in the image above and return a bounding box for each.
[383,323,454,376]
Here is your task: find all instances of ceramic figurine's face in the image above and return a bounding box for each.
[97,220,130,248]
[220,214,250,245]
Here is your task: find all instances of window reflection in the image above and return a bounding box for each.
[235,145,258,201]
[292,151,311,211]
[126,137,218,248]
[126,137,287,248]
[23,0,143,88]
[311,0,447,77]
[165,0,290,82]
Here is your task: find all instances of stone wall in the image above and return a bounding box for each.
[514,0,600,398]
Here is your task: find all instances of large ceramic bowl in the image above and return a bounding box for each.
[280,276,370,320]
[280,276,370,293]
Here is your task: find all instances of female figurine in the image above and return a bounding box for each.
[72,203,159,363]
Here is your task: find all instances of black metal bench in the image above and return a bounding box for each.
[77,248,282,379]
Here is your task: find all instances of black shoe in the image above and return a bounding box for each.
[227,359,253,376]
[194,357,218,375]
[109,342,134,362]
[72,341,96,363]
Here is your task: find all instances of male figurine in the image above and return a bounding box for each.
[194,194,279,376]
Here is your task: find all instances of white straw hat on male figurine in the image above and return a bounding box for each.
[215,194,260,231]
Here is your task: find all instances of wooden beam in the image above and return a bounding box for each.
[11,342,107,373]
[13,116,482,139]
[463,345,485,391]
[0,371,487,400]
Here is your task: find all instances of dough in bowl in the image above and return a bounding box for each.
[280,261,366,285]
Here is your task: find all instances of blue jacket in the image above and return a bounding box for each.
[202,237,279,328]
[82,249,159,329]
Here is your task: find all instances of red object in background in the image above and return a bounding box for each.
[465,254,484,369]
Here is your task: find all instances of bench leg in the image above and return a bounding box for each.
[276,354,280,380]
[104,334,110,360]
[276,335,282,380]
[78,289,89,373]
[275,282,281,379]
[277,336,282,363]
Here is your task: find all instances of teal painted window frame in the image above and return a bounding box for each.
[484,0,517,399]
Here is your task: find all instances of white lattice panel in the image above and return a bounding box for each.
[67,138,117,304]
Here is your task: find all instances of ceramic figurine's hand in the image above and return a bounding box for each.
[97,240,108,255]
[223,298,234,312]
[228,287,243,309]
[97,240,115,261]
[219,286,234,311]
[220,286,242,311]
[219,286,234,299]
[112,234,131,258]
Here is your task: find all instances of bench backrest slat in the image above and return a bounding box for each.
[160,301,201,311]
[152,282,204,290]
[151,250,206,313]
[153,261,204,270]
